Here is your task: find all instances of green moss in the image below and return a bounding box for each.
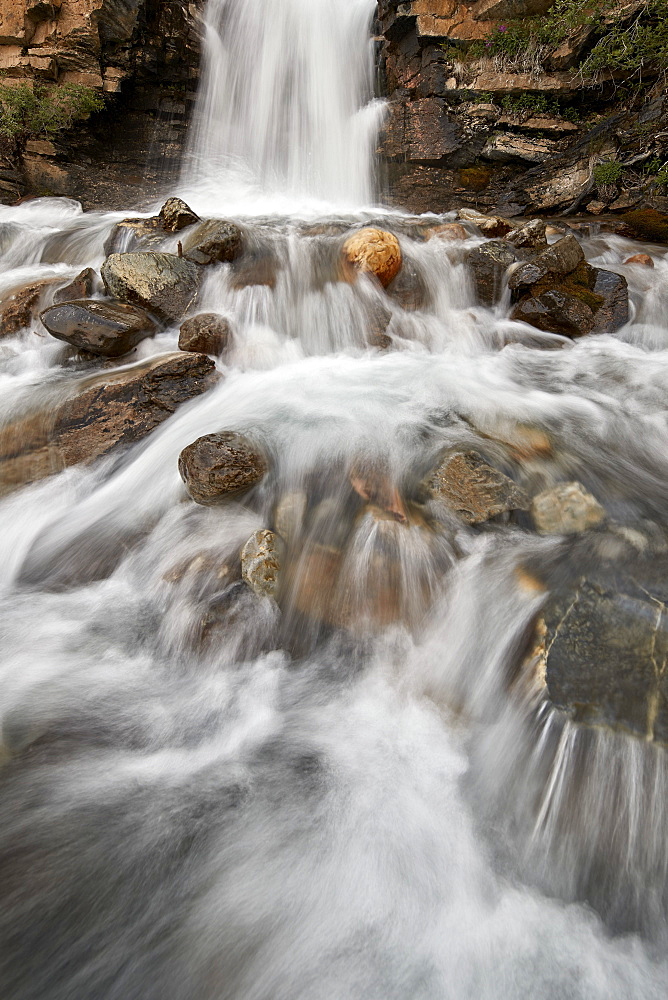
[593,160,623,186]
[620,209,668,243]
[459,166,492,191]
[532,262,605,312]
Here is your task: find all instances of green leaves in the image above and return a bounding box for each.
[0,81,104,142]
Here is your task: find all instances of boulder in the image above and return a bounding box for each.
[591,268,629,333]
[53,268,96,304]
[230,250,281,289]
[428,450,530,525]
[0,279,58,337]
[510,289,597,338]
[507,234,585,291]
[40,300,157,357]
[466,240,521,306]
[510,261,629,338]
[424,222,469,241]
[506,219,548,249]
[182,219,244,265]
[385,256,429,311]
[158,197,200,233]
[341,228,402,288]
[624,253,654,267]
[241,529,282,599]
[538,559,668,744]
[178,431,267,505]
[0,353,219,496]
[179,313,231,355]
[474,215,517,238]
[101,252,200,323]
[619,209,668,244]
[103,217,166,256]
[531,481,606,535]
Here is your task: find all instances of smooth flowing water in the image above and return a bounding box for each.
[1,2,668,998]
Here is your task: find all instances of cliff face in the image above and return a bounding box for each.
[376,0,668,216]
[0,0,204,207]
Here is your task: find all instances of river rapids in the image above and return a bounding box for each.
[1,1,668,997]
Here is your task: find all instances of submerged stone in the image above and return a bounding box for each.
[241,529,282,598]
[428,450,529,525]
[531,481,606,535]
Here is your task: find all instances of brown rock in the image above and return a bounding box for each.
[425,222,469,241]
[40,299,157,357]
[531,481,605,535]
[466,240,521,306]
[0,279,58,337]
[53,268,96,304]
[506,219,548,249]
[342,228,402,288]
[179,313,231,355]
[158,197,200,233]
[428,451,530,525]
[101,252,200,323]
[0,353,219,496]
[182,219,244,266]
[178,432,267,505]
[624,253,654,267]
[103,218,166,256]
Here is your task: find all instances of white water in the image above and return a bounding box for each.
[1,1,668,998]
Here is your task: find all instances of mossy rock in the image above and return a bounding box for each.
[531,261,604,313]
[459,166,492,192]
[619,209,668,244]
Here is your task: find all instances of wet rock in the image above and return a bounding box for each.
[424,222,468,241]
[101,252,200,323]
[538,560,668,744]
[40,300,157,357]
[466,240,521,306]
[182,219,244,266]
[179,313,231,356]
[624,253,654,267]
[230,249,281,290]
[53,268,96,304]
[511,288,596,338]
[506,219,548,250]
[178,431,267,506]
[158,197,200,233]
[103,217,166,256]
[385,256,429,311]
[0,353,219,496]
[428,450,530,525]
[342,228,402,288]
[0,279,58,337]
[350,457,408,523]
[273,491,307,543]
[619,209,668,244]
[531,481,606,535]
[241,529,282,598]
[507,235,585,292]
[591,268,629,333]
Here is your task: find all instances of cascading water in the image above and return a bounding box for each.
[1,2,668,998]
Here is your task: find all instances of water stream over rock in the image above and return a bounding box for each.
[1,1,668,998]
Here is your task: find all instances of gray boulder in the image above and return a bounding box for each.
[182,219,244,266]
[40,299,158,357]
[101,252,200,323]
[179,313,231,355]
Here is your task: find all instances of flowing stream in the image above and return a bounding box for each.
[2,1,668,997]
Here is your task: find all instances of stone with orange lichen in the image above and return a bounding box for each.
[341,228,402,288]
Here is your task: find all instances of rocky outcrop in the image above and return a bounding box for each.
[0,0,205,208]
[376,1,668,216]
[178,431,267,505]
[0,352,219,495]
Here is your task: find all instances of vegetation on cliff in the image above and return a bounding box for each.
[0,81,104,145]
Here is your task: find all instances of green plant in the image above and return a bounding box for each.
[501,93,550,117]
[593,160,623,185]
[0,81,104,142]
[580,0,668,81]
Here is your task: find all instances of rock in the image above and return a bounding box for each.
[101,252,200,323]
[591,268,629,333]
[182,219,244,265]
[103,217,166,256]
[241,529,282,599]
[385,256,429,311]
[624,253,654,267]
[350,457,408,523]
[475,215,517,238]
[0,279,58,337]
[53,268,96,304]
[0,353,219,496]
[428,451,530,525]
[40,300,158,357]
[482,134,560,165]
[273,491,307,543]
[229,249,280,290]
[178,432,267,505]
[619,209,668,244]
[538,559,668,744]
[458,208,486,221]
[179,313,231,355]
[466,240,521,306]
[506,218,548,249]
[511,289,596,338]
[158,197,200,233]
[507,234,585,291]
[586,200,607,215]
[531,481,606,535]
[341,228,402,288]
[424,222,469,241]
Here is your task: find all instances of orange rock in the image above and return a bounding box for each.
[624,253,654,267]
[425,222,469,241]
[341,228,402,288]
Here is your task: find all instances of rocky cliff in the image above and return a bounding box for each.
[376,0,668,216]
[0,0,204,207]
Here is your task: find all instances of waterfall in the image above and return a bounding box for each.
[181,0,383,211]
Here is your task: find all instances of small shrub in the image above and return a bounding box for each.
[501,93,550,117]
[593,160,623,186]
[0,81,104,142]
